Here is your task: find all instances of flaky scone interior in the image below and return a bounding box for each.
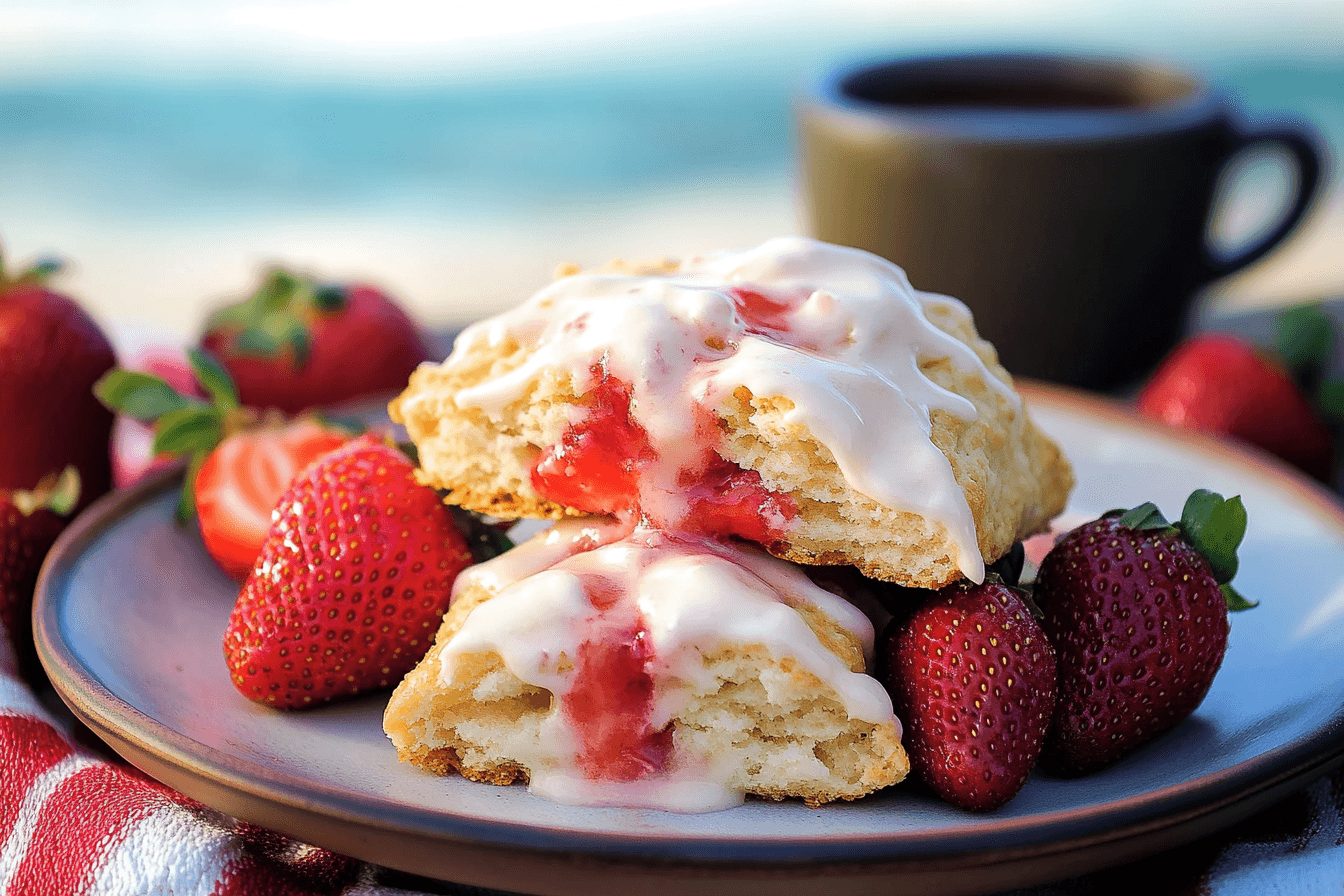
[392,237,1072,589]
[384,522,910,809]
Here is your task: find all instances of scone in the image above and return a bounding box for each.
[392,236,1072,589]
[384,520,910,810]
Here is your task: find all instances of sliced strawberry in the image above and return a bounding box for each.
[96,350,355,579]
[224,435,474,709]
[194,419,350,579]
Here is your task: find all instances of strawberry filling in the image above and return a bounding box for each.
[531,364,654,515]
[529,361,796,546]
[527,286,814,785]
[563,575,673,781]
[728,286,795,340]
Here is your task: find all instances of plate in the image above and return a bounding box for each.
[34,384,1344,896]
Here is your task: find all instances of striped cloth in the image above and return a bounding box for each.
[5,592,1342,895]
[0,615,448,896]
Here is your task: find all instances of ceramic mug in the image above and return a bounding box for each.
[796,52,1325,389]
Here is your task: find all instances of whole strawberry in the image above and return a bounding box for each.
[1034,490,1252,776]
[879,578,1057,811]
[1,468,80,677]
[200,267,431,415]
[1137,333,1333,482]
[223,435,473,709]
[0,249,117,509]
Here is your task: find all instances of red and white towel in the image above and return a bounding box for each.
[0,615,442,896]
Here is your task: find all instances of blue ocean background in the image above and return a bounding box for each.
[2,39,1340,223]
[0,4,1340,339]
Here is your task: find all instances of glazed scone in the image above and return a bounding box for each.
[392,236,1072,589]
[384,521,910,810]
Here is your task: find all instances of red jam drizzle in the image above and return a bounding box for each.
[727,286,795,340]
[564,575,672,781]
[531,362,656,515]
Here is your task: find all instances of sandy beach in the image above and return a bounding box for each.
[5,172,1339,359]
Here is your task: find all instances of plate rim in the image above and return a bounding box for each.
[32,382,1344,891]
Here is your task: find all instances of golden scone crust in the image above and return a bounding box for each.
[390,278,1071,589]
[384,569,910,806]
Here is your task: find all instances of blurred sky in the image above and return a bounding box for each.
[4,0,1342,79]
[1,0,1341,343]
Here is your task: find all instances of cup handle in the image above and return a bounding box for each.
[1201,125,1324,281]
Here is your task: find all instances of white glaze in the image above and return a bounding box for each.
[439,236,1008,581]
[438,521,898,812]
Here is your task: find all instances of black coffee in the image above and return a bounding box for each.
[840,58,1185,112]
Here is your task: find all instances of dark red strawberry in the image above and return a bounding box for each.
[879,578,1057,811]
[200,267,431,414]
[223,435,474,709]
[1033,490,1251,776]
[1,468,80,677]
[96,350,353,579]
[0,250,117,510]
[1137,332,1333,481]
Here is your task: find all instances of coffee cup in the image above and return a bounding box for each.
[796,52,1325,389]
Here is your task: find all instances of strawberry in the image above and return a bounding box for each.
[1033,490,1252,776]
[223,435,473,709]
[199,267,431,415]
[878,578,1057,811]
[96,350,353,579]
[1,467,80,677]
[111,348,206,489]
[193,418,350,579]
[0,249,117,510]
[1136,331,1333,482]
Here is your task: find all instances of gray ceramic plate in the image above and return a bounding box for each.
[34,385,1344,896]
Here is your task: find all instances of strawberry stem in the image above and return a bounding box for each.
[205,266,320,368]
[189,348,240,414]
[1113,491,1254,611]
[10,467,81,516]
[0,244,65,288]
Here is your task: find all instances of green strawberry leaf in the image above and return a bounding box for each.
[25,257,64,282]
[153,406,223,456]
[1117,502,1172,531]
[1317,379,1344,422]
[11,466,82,516]
[396,440,420,467]
[1221,582,1259,611]
[246,267,301,315]
[1276,302,1334,391]
[46,466,82,516]
[1178,490,1247,586]
[449,506,516,564]
[188,347,239,413]
[236,313,313,367]
[94,369,193,422]
[311,284,349,313]
[315,412,367,437]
